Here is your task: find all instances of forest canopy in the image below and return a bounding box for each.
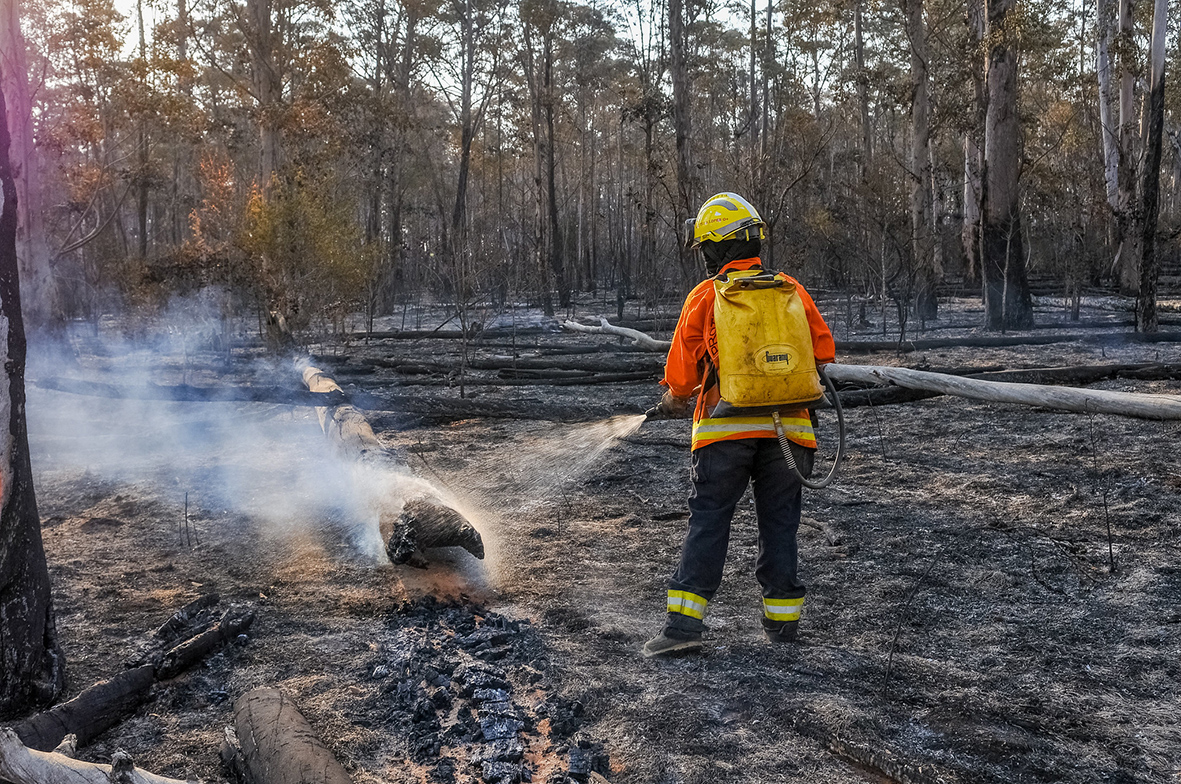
[7,0,1180,335]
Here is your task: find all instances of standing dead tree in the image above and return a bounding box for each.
[981,0,1034,330]
[0,68,62,718]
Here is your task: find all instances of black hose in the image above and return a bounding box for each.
[773,365,845,490]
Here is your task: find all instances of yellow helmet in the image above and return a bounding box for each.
[686,192,766,249]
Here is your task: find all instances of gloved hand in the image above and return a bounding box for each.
[645,391,691,420]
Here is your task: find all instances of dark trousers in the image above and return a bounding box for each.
[666,437,812,634]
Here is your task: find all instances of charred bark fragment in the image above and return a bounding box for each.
[0,70,62,718]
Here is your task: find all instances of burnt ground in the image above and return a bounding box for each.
[16,295,1181,783]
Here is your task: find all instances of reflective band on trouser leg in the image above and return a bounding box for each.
[763,597,804,622]
[668,590,708,620]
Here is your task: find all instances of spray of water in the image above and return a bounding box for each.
[26,293,651,578]
[474,414,647,515]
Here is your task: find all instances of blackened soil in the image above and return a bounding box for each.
[20,297,1181,783]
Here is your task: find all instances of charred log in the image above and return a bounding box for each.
[302,365,484,565]
[836,331,1181,354]
[386,499,485,567]
[7,665,155,752]
[156,607,255,680]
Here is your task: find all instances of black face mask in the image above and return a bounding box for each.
[701,238,762,276]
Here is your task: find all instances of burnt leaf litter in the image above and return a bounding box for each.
[23,300,1181,783]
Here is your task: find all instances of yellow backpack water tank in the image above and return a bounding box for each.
[713,269,823,411]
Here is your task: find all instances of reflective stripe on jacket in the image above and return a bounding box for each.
[662,258,835,451]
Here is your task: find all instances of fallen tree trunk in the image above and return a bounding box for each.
[35,377,344,407]
[825,364,1181,420]
[357,354,660,374]
[391,371,655,387]
[301,365,484,566]
[302,366,397,463]
[6,665,155,752]
[562,318,673,351]
[0,729,193,784]
[836,331,1181,354]
[223,688,353,784]
[156,607,255,680]
[31,378,639,424]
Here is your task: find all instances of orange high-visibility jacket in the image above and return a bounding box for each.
[661,258,835,451]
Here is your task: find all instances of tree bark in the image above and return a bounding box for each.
[245,0,283,186]
[543,24,568,308]
[0,71,61,719]
[905,0,938,321]
[0,0,56,329]
[855,0,871,175]
[669,0,696,287]
[1116,0,1138,293]
[226,688,354,784]
[962,0,986,284]
[825,363,1181,420]
[0,729,192,784]
[1136,0,1166,332]
[981,0,1034,330]
[8,666,154,752]
[156,607,255,680]
[1097,0,1121,230]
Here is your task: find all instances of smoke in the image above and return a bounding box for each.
[23,293,461,568]
[22,291,646,584]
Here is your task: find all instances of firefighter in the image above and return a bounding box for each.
[642,192,835,658]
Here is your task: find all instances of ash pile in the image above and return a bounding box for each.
[374,597,611,784]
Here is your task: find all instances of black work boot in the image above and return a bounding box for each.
[642,626,703,658]
[762,618,799,643]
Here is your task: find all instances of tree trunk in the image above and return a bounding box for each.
[669,0,696,287]
[246,0,283,186]
[981,0,1034,330]
[301,366,484,564]
[9,666,154,752]
[543,26,567,309]
[225,689,355,784]
[825,363,1181,420]
[1097,0,1120,231]
[0,0,57,329]
[1116,0,1138,293]
[1136,0,1167,332]
[855,0,871,175]
[962,0,986,284]
[0,74,62,719]
[905,0,938,321]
